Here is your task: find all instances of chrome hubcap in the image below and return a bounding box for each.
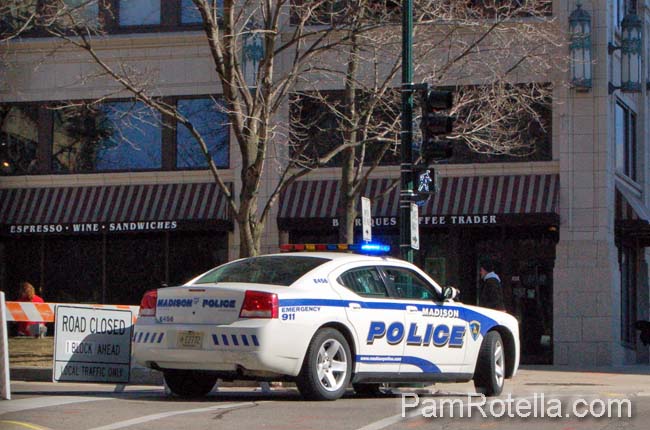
[316,338,348,392]
[494,339,505,388]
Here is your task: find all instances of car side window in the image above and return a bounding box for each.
[338,267,388,298]
[380,267,439,301]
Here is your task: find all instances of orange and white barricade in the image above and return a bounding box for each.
[4,302,140,324]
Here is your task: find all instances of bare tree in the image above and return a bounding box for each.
[292,0,562,243]
[3,0,564,252]
[23,0,395,257]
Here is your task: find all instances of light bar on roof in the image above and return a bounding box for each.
[279,243,391,255]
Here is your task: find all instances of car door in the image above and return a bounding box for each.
[378,265,469,375]
[332,265,405,375]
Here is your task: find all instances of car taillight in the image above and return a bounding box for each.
[139,289,158,317]
[239,290,278,319]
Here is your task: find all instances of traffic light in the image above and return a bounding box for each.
[420,90,455,163]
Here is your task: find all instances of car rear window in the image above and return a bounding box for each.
[193,256,331,286]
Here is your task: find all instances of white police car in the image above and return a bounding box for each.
[133,244,519,400]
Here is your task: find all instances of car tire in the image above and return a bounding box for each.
[163,369,218,398]
[473,330,506,396]
[296,328,352,401]
[352,383,386,397]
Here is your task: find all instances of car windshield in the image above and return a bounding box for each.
[193,256,331,286]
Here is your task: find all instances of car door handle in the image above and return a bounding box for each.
[406,305,419,313]
[348,302,362,310]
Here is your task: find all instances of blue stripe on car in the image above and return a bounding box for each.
[356,355,441,373]
[278,299,498,336]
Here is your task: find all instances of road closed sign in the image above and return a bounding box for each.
[54,305,133,383]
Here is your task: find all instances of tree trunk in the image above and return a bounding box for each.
[237,164,262,257]
[237,217,262,258]
[342,189,356,244]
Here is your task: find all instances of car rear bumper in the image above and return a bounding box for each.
[132,317,306,376]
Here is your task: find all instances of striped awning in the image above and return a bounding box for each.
[277,174,559,229]
[615,180,650,223]
[279,178,399,220]
[419,174,559,216]
[0,182,232,235]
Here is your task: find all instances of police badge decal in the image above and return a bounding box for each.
[469,321,481,341]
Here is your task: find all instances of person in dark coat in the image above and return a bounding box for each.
[479,260,505,311]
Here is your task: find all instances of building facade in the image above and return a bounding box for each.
[1,0,649,366]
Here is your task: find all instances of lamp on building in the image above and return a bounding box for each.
[242,23,264,88]
[608,8,643,94]
[569,2,592,91]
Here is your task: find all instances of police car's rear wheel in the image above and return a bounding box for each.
[163,369,217,398]
[296,328,352,401]
[473,331,505,396]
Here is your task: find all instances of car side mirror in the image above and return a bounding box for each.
[442,286,460,301]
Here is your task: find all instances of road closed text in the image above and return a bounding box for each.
[61,315,127,335]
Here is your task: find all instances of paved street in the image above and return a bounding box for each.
[2,368,650,430]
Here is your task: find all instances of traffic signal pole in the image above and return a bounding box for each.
[400,0,414,263]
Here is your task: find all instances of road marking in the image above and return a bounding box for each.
[355,394,541,430]
[0,396,109,415]
[355,413,413,430]
[85,402,256,430]
[0,420,51,430]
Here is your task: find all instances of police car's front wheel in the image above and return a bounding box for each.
[473,331,505,396]
[163,370,217,398]
[296,328,352,401]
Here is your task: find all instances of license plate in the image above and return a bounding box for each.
[177,331,203,349]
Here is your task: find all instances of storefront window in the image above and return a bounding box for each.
[44,237,102,303]
[1,230,230,308]
[0,104,39,175]
[53,101,162,172]
[106,233,165,305]
[3,237,42,303]
[168,231,227,286]
[176,98,229,169]
[119,0,160,26]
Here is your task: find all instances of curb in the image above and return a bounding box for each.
[9,366,278,388]
[10,366,165,385]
